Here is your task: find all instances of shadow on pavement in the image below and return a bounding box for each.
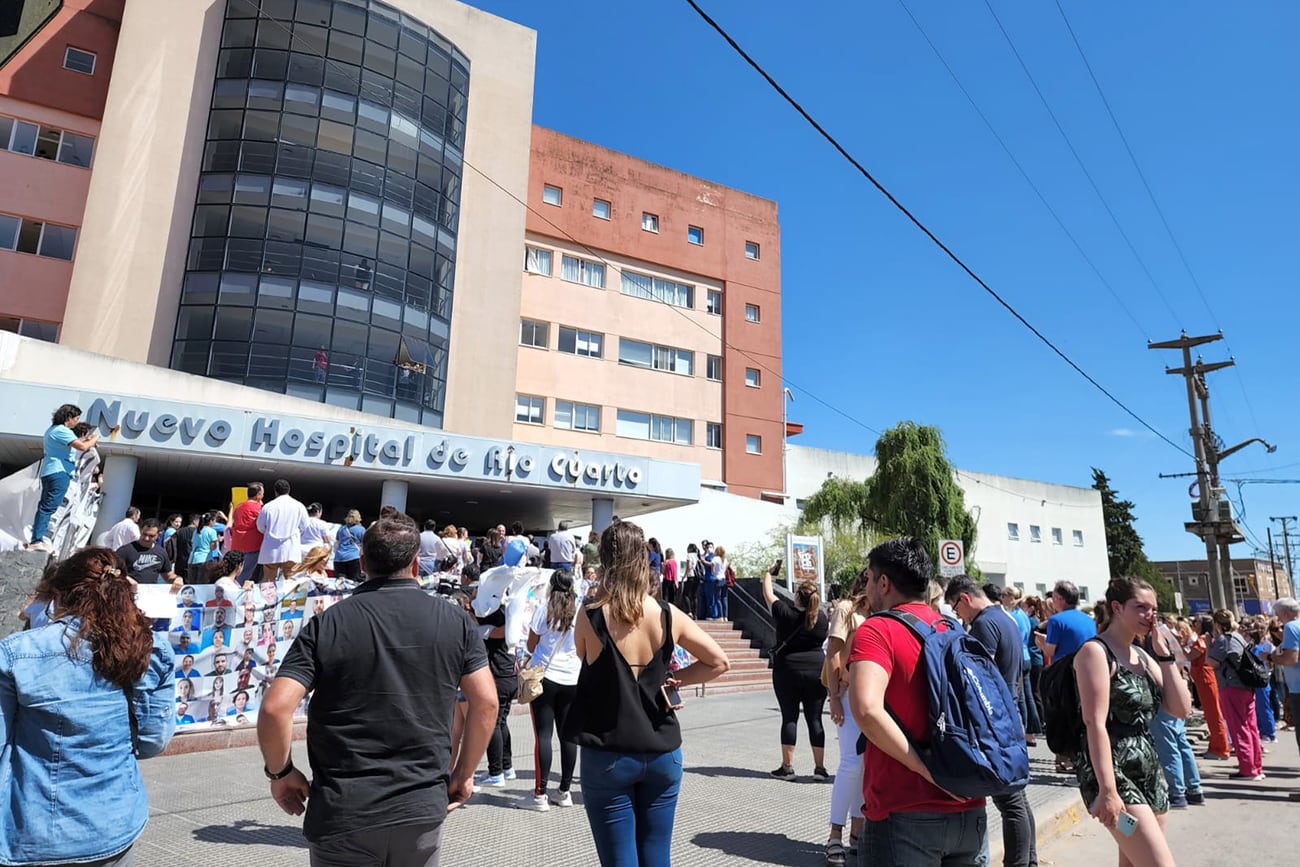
[191,819,308,848]
[690,831,822,866]
[684,765,776,781]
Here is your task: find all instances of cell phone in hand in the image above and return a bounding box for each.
[771,559,783,575]
[661,683,683,711]
[1117,811,1138,837]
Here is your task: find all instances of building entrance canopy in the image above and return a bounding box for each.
[0,380,700,530]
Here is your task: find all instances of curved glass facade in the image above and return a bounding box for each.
[171,0,469,427]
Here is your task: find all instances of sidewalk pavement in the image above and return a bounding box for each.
[1041,726,1299,866]
[134,691,1081,866]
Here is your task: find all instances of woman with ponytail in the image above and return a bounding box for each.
[523,569,584,811]
[0,547,176,865]
[761,564,830,782]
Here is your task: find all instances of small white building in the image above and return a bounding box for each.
[630,444,1111,604]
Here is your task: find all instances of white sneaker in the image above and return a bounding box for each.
[519,793,550,811]
[550,789,573,808]
[503,768,517,780]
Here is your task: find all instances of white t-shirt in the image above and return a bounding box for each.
[529,599,581,686]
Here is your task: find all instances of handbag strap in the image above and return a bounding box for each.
[123,686,140,757]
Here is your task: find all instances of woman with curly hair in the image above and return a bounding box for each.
[0,547,175,865]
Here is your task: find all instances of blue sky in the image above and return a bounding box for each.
[470,0,1300,562]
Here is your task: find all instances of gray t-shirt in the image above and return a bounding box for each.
[547,531,578,566]
[1207,632,1250,690]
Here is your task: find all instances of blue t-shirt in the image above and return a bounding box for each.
[335,524,364,562]
[190,526,219,565]
[1008,606,1033,665]
[1046,608,1097,660]
[40,424,77,478]
[1280,619,1300,693]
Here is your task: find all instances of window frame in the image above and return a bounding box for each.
[706,354,721,382]
[1051,527,1063,546]
[615,409,692,445]
[592,198,611,220]
[559,254,606,288]
[641,212,659,233]
[524,245,552,276]
[745,303,761,323]
[557,325,603,358]
[706,422,722,450]
[1007,523,1020,541]
[687,225,703,245]
[542,184,562,206]
[619,268,693,309]
[745,434,762,455]
[514,394,545,425]
[555,399,601,433]
[518,318,549,349]
[63,47,97,75]
[1072,530,1084,547]
[1029,525,1042,543]
[706,289,722,315]
[618,337,693,376]
[745,241,760,260]
[744,367,761,388]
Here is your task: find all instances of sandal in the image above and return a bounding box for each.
[824,839,846,867]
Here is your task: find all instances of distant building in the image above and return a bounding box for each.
[1151,557,1294,616]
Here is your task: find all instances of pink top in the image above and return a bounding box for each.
[662,559,679,584]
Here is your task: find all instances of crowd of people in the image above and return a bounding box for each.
[6,401,1300,867]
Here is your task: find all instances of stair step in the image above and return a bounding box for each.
[692,677,772,696]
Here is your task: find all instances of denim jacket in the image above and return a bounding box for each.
[0,618,176,865]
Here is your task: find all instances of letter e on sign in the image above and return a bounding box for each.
[938,540,964,579]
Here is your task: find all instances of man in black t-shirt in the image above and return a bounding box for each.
[116,518,179,586]
[945,575,1036,867]
[257,514,495,867]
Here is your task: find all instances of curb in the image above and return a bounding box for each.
[989,791,1084,864]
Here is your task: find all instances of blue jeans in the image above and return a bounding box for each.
[859,809,989,867]
[579,747,682,867]
[698,581,716,619]
[1256,686,1276,739]
[1148,708,1201,798]
[236,548,261,584]
[31,472,71,544]
[718,582,729,618]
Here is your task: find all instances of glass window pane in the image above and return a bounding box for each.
[36,224,76,260]
[267,208,305,242]
[181,272,219,304]
[228,206,267,238]
[57,132,94,167]
[292,313,332,347]
[257,275,295,310]
[304,213,343,249]
[8,120,36,154]
[337,286,369,320]
[246,79,283,110]
[197,173,234,204]
[0,214,19,250]
[317,119,353,154]
[33,126,60,160]
[218,272,257,306]
[297,281,334,315]
[175,306,214,341]
[320,89,356,123]
[213,307,253,341]
[16,219,41,253]
[210,341,250,379]
[192,205,230,236]
[616,410,650,439]
[309,182,346,216]
[233,174,271,205]
[271,177,308,209]
[252,308,293,345]
[283,82,320,113]
[278,113,317,146]
[251,49,288,80]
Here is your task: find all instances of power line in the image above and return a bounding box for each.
[894,0,1148,339]
[682,0,1192,459]
[235,0,883,444]
[978,0,1182,327]
[1049,0,1265,439]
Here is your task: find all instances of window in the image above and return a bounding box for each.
[706,290,722,315]
[745,367,761,388]
[542,184,562,206]
[1051,527,1063,546]
[524,246,552,276]
[706,422,722,449]
[746,434,762,455]
[555,400,600,432]
[519,318,548,349]
[618,338,693,375]
[745,241,760,260]
[616,409,692,445]
[515,394,545,425]
[1036,583,1048,595]
[620,269,693,308]
[0,214,76,261]
[1007,523,1020,541]
[641,212,659,233]
[63,47,97,75]
[558,326,602,358]
[592,198,610,220]
[706,354,721,381]
[1029,525,1041,543]
[0,117,93,167]
[560,254,605,288]
[687,225,703,245]
[0,316,57,342]
[1232,575,1250,599]
[1072,530,1084,547]
[1079,587,1091,602]
[745,303,760,323]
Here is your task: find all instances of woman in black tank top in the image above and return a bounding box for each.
[562,520,730,867]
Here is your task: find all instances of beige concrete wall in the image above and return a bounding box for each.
[403,1,536,439]
[513,233,724,480]
[58,0,224,365]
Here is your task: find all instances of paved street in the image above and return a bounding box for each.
[136,691,1082,866]
[1041,728,1298,866]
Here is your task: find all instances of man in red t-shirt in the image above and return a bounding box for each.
[849,536,988,866]
[230,481,266,584]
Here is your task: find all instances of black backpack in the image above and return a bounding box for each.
[1039,639,1097,756]
[1233,643,1270,689]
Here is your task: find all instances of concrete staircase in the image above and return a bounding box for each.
[693,619,772,696]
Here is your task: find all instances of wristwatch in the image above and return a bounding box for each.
[264,758,295,781]
[1151,652,1176,663]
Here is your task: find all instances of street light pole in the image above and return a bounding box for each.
[782,387,794,504]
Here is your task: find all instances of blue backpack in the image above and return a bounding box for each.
[875,609,1030,798]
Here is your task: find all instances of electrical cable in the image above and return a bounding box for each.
[682,0,1192,459]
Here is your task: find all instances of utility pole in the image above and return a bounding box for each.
[1272,517,1297,598]
[1150,332,1276,613]
[1267,525,1281,601]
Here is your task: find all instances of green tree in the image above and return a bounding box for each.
[803,422,978,573]
[1091,468,1177,611]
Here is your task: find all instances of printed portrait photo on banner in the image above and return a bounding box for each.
[175,701,195,725]
[280,620,297,641]
[205,585,233,608]
[201,624,231,652]
[175,653,200,679]
[175,677,195,705]
[258,619,277,646]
